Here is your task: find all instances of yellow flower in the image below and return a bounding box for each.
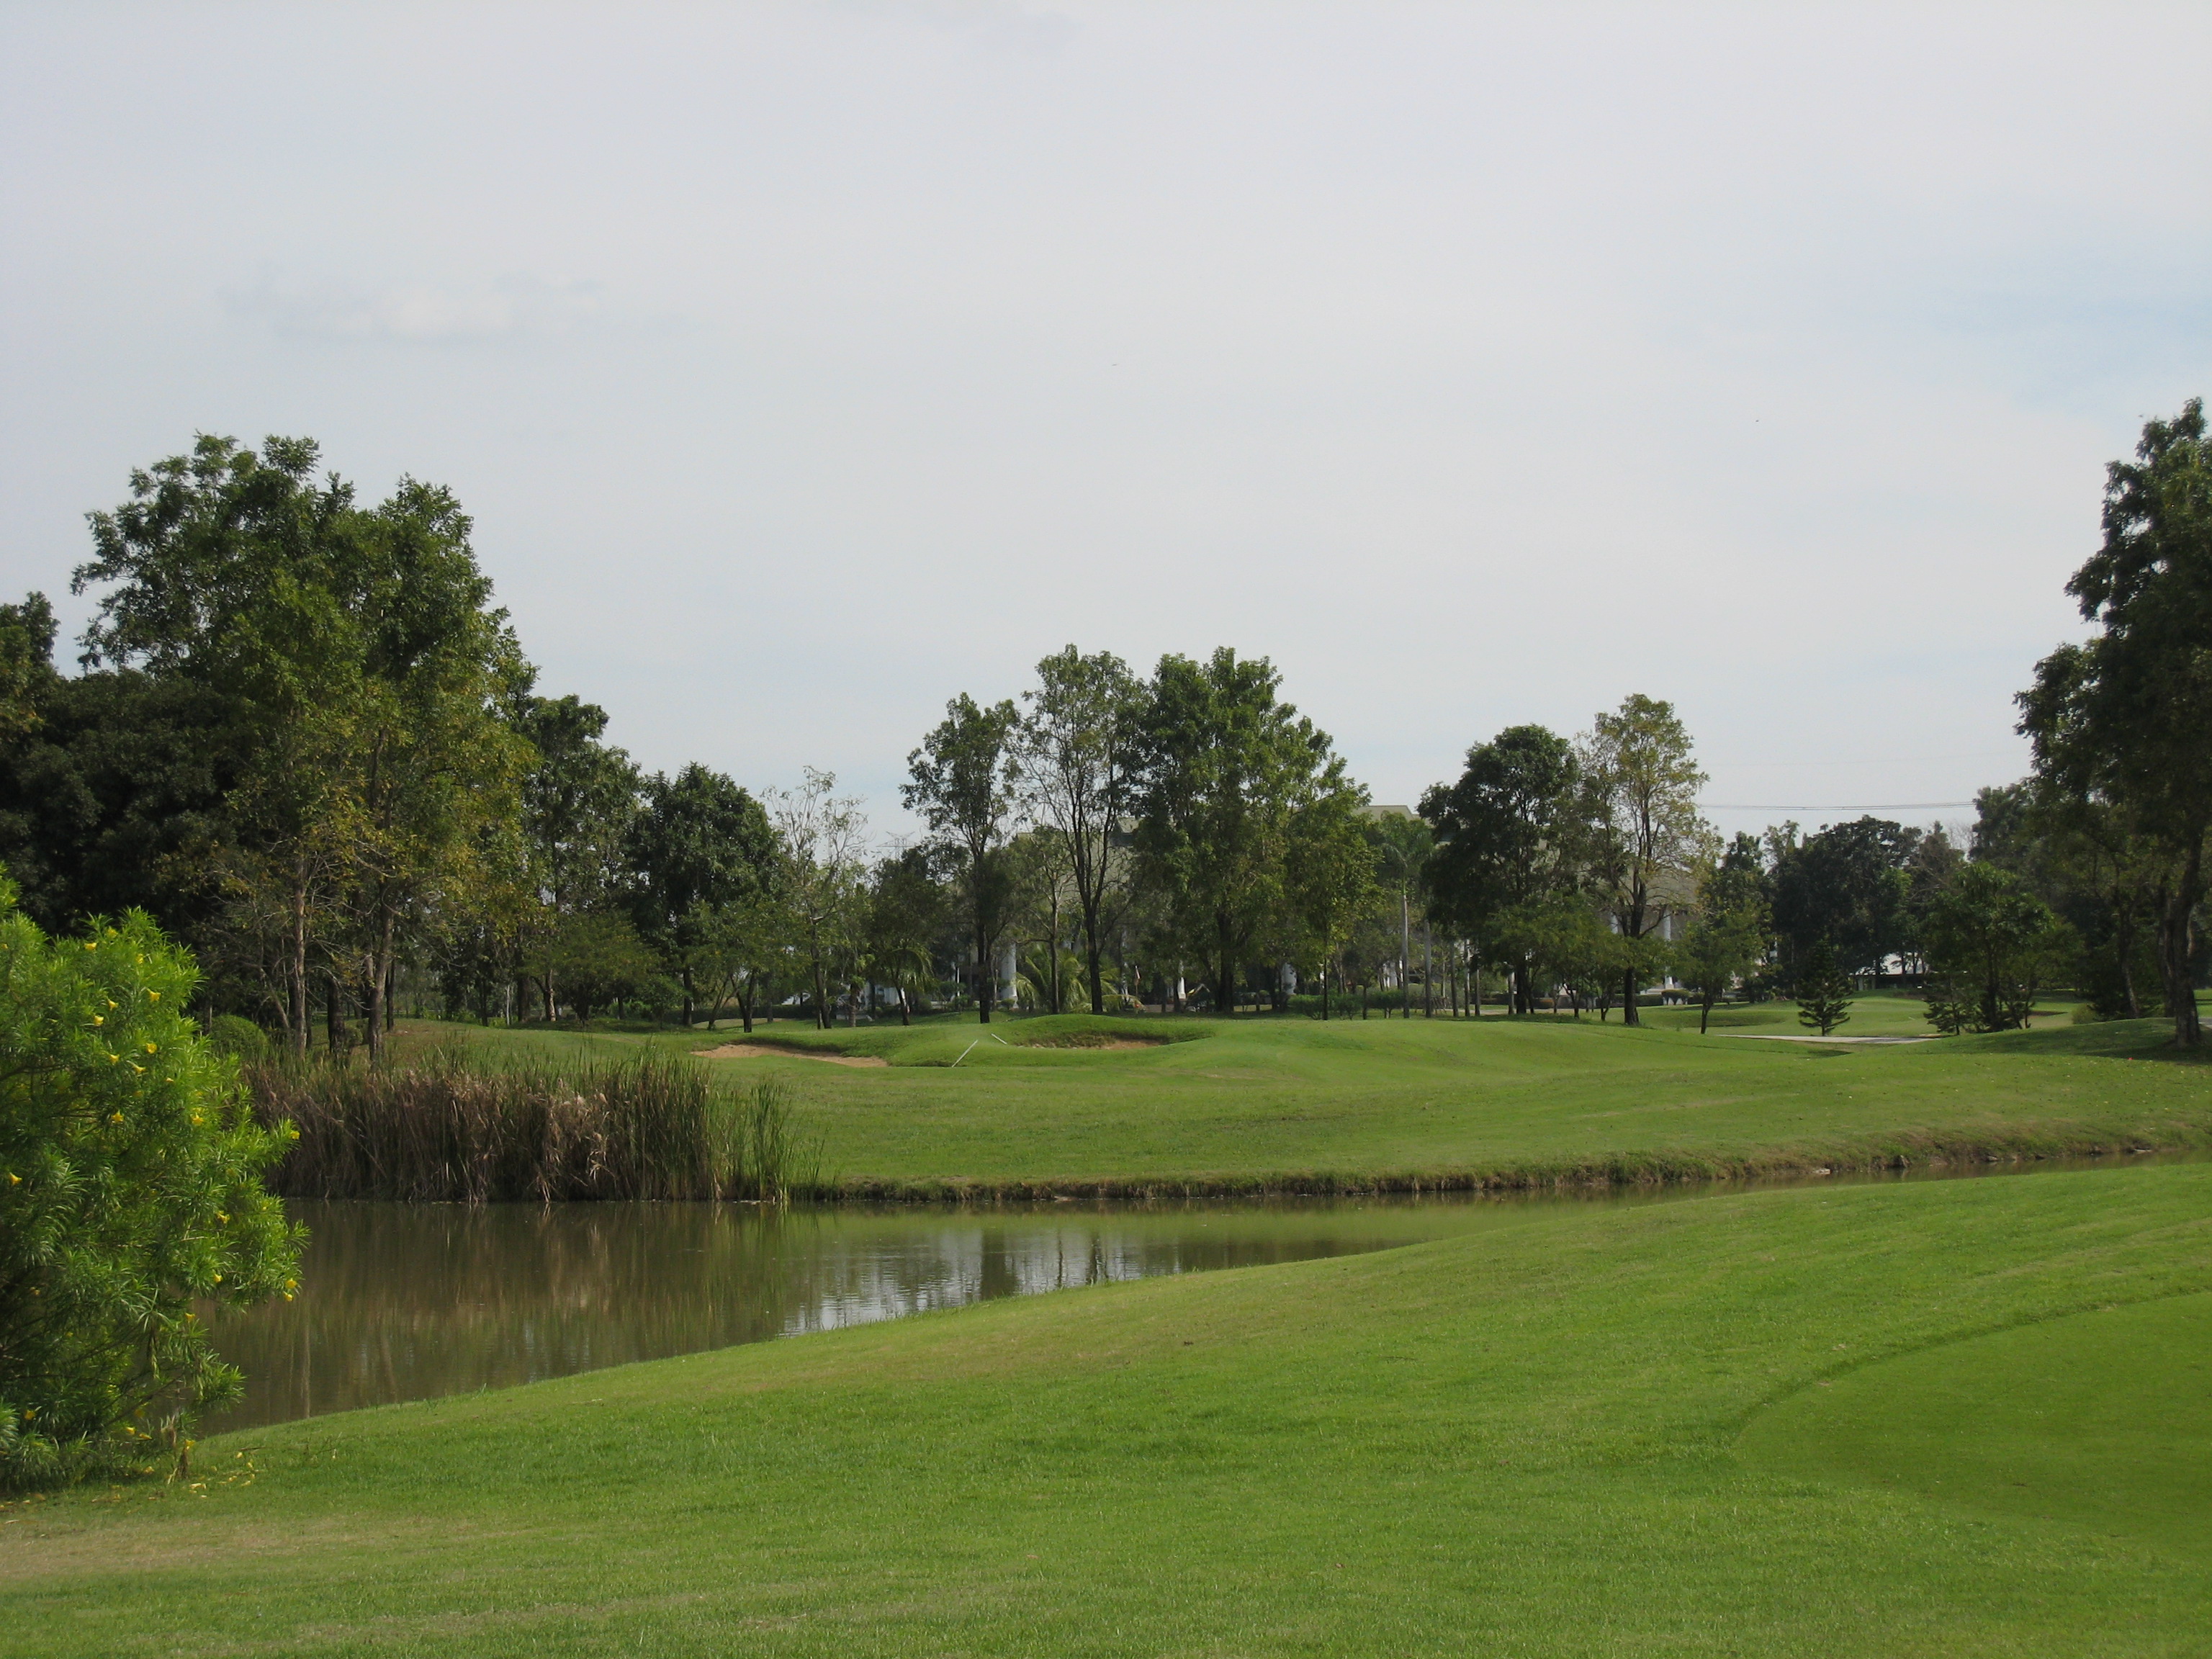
[107,1053,119,1064]
[107,1000,117,1010]
[190,1113,203,1126]
[109,1112,124,1124]
[144,1043,157,1054]
[215,1212,228,1223]
[91,1015,103,1026]
[147,991,160,1002]
[283,1292,295,1302]
[83,940,96,951]
[106,927,117,938]
[6,1172,18,1184]
[130,1064,144,1075]
[212,1274,222,1284]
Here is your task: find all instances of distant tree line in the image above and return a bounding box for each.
[1,405,2206,1046]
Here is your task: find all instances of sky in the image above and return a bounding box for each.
[3,1,2208,848]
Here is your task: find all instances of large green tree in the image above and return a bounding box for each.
[629,765,778,1028]
[1283,784,1378,1019]
[71,436,532,1060]
[2020,399,2212,1047]
[904,695,1020,1023]
[1974,782,2162,1021]
[330,482,535,1058]
[516,694,642,1021]
[768,769,870,1029]
[862,847,948,1027]
[1421,726,1582,1015]
[0,656,246,953]
[1578,695,1713,1025]
[1131,649,1359,1017]
[1767,817,1921,986]
[1015,647,1140,1015]
[1920,862,2068,1035]
[1678,837,1770,1034]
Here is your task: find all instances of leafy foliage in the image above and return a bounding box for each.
[1130,649,1364,1015]
[1423,725,1582,1013]
[906,695,1021,1021]
[0,881,300,1488]
[1678,845,1769,1033]
[1920,863,2069,1035]
[2021,400,2212,1046]
[1578,695,1712,1023]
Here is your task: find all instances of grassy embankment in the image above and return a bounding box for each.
[397,999,2212,1199]
[6,1158,2210,1655]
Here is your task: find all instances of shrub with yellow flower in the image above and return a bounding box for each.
[0,871,302,1490]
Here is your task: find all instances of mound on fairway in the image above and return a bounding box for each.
[1742,1290,2212,1554]
[6,1162,2211,1657]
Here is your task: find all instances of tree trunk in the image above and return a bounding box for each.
[288,868,310,1058]
[1048,887,1062,1015]
[1218,913,1238,1019]
[325,970,346,1056]
[2113,889,2143,1018]
[2160,841,2204,1047]
[899,986,912,1027]
[741,981,755,1035]
[1620,961,1641,1026]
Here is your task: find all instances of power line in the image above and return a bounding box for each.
[1699,801,1974,811]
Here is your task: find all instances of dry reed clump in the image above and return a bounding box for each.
[247,1045,820,1204]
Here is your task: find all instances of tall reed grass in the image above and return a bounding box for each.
[248,1046,821,1204]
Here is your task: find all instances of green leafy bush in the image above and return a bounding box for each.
[0,880,301,1488]
[204,1013,271,1064]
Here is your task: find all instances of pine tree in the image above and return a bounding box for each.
[1794,937,1855,1036]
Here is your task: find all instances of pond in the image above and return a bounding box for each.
[206,1191,1626,1429]
[207,1159,2179,1432]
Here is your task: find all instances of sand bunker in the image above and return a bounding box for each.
[693,1043,889,1068]
[1017,1035,1171,1051]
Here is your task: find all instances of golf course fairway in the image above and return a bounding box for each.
[6,1158,2210,1656]
[431,1007,2212,1196]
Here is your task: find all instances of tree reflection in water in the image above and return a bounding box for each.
[204,1196,1518,1430]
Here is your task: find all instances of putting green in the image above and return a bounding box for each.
[1739,1291,2212,1556]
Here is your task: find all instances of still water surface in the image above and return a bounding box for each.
[208,1192,1613,1429]
[209,1160,2178,1432]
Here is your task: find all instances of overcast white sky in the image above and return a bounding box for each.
[4,2,2208,845]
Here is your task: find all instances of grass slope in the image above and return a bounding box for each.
[7,1161,2211,1655]
[413,1012,2212,1197]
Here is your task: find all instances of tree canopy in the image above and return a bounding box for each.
[2020,400,2212,1046]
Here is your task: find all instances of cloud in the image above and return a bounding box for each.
[224,273,612,345]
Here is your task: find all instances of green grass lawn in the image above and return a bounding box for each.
[7,1159,2211,1655]
[403,1007,2212,1197]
